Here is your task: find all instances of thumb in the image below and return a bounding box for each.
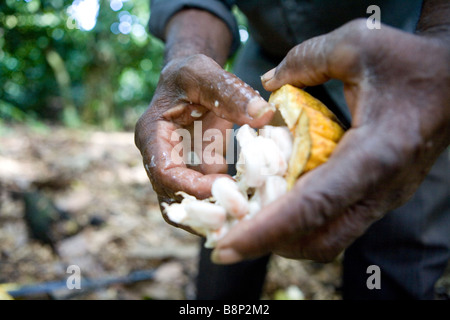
[210,128,391,264]
[261,35,333,92]
[261,20,365,92]
[166,54,275,128]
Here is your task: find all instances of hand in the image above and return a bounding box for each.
[211,19,450,263]
[135,54,273,232]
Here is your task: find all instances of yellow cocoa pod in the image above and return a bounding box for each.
[268,84,345,190]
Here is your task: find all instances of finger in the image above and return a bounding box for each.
[211,128,389,264]
[159,166,230,200]
[261,23,363,92]
[279,200,379,262]
[189,112,230,176]
[139,118,230,200]
[261,35,332,92]
[211,189,303,264]
[173,55,275,128]
[157,196,207,237]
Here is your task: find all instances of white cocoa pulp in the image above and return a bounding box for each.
[163,124,293,247]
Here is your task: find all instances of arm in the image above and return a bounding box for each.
[212,0,450,263]
[163,9,232,65]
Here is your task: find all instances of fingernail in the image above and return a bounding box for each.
[211,248,243,264]
[261,68,276,83]
[247,97,275,119]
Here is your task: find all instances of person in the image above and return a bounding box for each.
[135,0,450,299]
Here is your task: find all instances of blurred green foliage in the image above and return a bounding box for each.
[0,0,165,130]
[0,0,248,130]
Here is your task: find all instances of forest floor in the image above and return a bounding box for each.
[0,124,448,300]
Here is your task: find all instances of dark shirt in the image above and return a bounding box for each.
[149,0,423,59]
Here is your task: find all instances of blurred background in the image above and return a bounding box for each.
[0,0,163,130]
[0,0,447,300]
[0,0,247,130]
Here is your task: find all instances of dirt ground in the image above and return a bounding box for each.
[0,124,447,300]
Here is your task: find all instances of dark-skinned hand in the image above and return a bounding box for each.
[134,54,274,233]
[211,19,450,264]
